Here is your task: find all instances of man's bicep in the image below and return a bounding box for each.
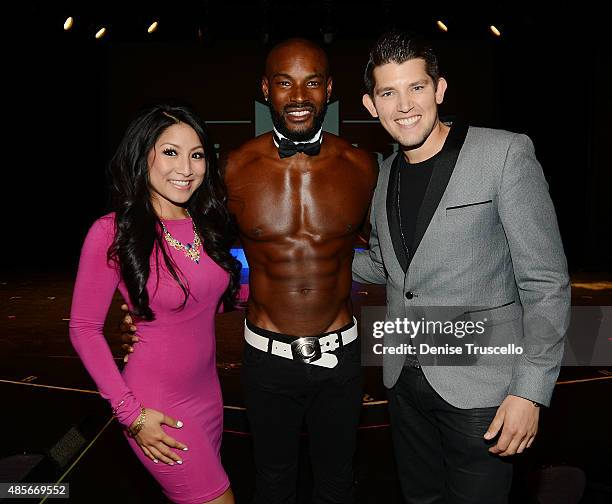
[352,200,387,284]
[499,134,570,404]
[357,153,379,243]
[498,134,567,285]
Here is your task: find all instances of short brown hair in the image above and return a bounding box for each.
[364,31,440,95]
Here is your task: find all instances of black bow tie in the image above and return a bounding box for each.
[274,134,322,158]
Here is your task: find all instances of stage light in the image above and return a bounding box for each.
[490,25,501,37]
[321,0,335,44]
[147,21,159,34]
[63,17,74,31]
[436,20,448,32]
[95,27,107,39]
[322,29,335,44]
[259,0,271,45]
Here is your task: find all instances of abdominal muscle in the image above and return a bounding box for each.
[246,256,354,336]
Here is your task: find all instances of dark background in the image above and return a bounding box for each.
[3,0,610,273]
[1,4,611,502]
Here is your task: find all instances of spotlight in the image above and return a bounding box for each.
[147,21,159,34]
[322,28,335,45]
[321,0,336,44]
[489,25,501,37]
[63,17,74,31]
[436,20,448,32]
[260,0,271,45]
[95,27,107,39]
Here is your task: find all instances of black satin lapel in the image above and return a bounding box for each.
[409,122,469,267]
[385,152,408,272]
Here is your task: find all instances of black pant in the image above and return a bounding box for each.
[387,366,513,504]
[241,324,363,504]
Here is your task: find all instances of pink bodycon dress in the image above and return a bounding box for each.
[69,213,230,504]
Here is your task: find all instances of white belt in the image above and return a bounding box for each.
[244,318,358,369]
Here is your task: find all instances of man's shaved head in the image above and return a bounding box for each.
[261,38,333,142]
[265,38,330,78]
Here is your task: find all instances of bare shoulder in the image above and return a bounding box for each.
[225,133,272,179]
[324,133,378,182]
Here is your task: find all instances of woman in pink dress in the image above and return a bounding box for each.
[69,103,241,504]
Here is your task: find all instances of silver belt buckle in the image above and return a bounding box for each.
[291,337,322,363]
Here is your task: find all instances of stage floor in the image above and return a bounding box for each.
[1,271,611,503]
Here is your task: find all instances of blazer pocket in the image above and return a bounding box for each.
[446,199,492,214]
[465,300,515,315]
[464,301,521,326]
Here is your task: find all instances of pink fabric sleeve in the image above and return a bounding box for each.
[69,216,141,428]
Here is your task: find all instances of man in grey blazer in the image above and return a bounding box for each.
[353,31,570,503]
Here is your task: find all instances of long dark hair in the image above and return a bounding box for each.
[107,103,241,320]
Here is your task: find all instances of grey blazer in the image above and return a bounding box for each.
[353,122,570,408]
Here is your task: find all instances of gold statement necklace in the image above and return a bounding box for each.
[160,211,202,264]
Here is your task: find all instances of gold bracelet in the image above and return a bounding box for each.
[128,407,146,437]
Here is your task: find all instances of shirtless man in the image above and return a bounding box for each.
[123,39,377,504]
